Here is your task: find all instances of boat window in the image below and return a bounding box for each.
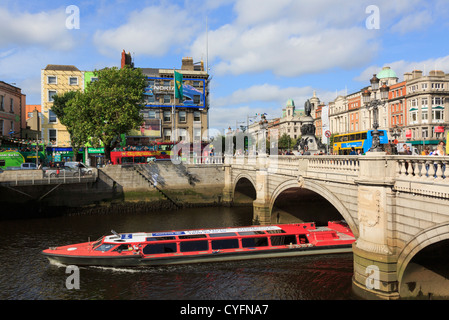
[94,243,116,252]
[143,243,177,255]
[180,240,209,252]
[238,231,265,236]
[270,235,297,246]
[114,244,133,252]
[241,237,269,248]
[92,239,103,248]
[266,230,285,234]
[178,234,207,239]
[146,236,176,241]
[209,232,237,238]
[211,239,239,250]
[298,235,309,244]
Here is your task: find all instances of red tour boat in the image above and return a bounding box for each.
[42,221,355,267]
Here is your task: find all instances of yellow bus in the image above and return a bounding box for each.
[333,130,388,155]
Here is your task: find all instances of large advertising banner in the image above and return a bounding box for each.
[128,119,162,138]
[321,105,330,144]
[144,77,206,108]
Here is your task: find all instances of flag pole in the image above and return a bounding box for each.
[173,68,176,143]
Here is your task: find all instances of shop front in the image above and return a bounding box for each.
[85,147,105,167]
[46,147,84,164]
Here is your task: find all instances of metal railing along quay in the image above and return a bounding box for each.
[0,169,98,187]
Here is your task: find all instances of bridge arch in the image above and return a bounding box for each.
[269,178,359,237]
[232,172,257,200]
[397,222,449,285]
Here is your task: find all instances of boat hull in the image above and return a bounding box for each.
[43,244,353,267]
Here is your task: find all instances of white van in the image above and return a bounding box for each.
[64,161,93,175]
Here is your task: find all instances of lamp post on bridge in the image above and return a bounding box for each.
[362,74,390,152]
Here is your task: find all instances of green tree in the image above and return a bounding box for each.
[51,91,87,160]
[279,133,293,151]
[73,66,147,161]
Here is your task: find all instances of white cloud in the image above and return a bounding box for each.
[213,83,313,107]
[190,0,381,77]
[0,7,75,50]
[93,4,200,57]
[355,55,449,83]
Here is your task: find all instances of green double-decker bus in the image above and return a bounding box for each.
[0,151,25,169]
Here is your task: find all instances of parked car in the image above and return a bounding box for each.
[64,161,93,175]
[44,166,81,178]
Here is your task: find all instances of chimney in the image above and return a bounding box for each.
[181,57,194,71]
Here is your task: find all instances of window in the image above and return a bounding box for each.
[146,95,155,103]
[410,111,418,124]
[0,120,3,135]
[0,95,4,110]
[422,98,428,107]
[163,129,171,141]
[211,239,239,250]
[241,237,269,248]
[432,97,443,106]
[163,111,171,122]
[48,90,57,102]
[47,76,57,84]
[49,110,57,123]
[180,240,209,252]
[163,95,171,103]
[270,235,297,246]
[143,243,177,254]
[49,129,57,144]
[69,77,78,85]
[10,98,13,112]
[179,111,186,122]
[432,109,444,122]
[94,244,116,252]
[422,109,428,123]
[193,128,201,142]
[194,111,201,122]
[148,110,157,119]
[422,127,428,139]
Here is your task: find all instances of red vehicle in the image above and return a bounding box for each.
[110,142,174,164]
[42,221,355,267]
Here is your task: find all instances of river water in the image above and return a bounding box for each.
[0,206,355,301]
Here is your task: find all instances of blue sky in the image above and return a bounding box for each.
[1,0,449,133]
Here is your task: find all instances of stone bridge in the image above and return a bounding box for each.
[222,154,449,299]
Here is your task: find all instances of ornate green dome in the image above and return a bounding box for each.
[377,67,397,79]
[286,99,295,107]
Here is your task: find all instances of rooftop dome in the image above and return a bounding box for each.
[286,99,295,107]
[377,66,397,79]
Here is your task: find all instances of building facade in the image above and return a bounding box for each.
[41,65,84,148]
[122,52,210,144]
[279,99,304,140]
[0,81,26,144]
[403,69,449,148]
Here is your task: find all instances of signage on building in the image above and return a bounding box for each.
[405,130,412,139]
[434,126,445,133]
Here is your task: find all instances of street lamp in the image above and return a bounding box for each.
[362,74,390,152]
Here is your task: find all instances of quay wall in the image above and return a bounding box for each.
[0,163,226,219]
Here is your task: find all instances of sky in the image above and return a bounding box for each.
[1,0,449,133]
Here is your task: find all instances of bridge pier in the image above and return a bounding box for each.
[352,152,399,299]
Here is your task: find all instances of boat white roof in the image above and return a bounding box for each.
[103,226,282,243]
